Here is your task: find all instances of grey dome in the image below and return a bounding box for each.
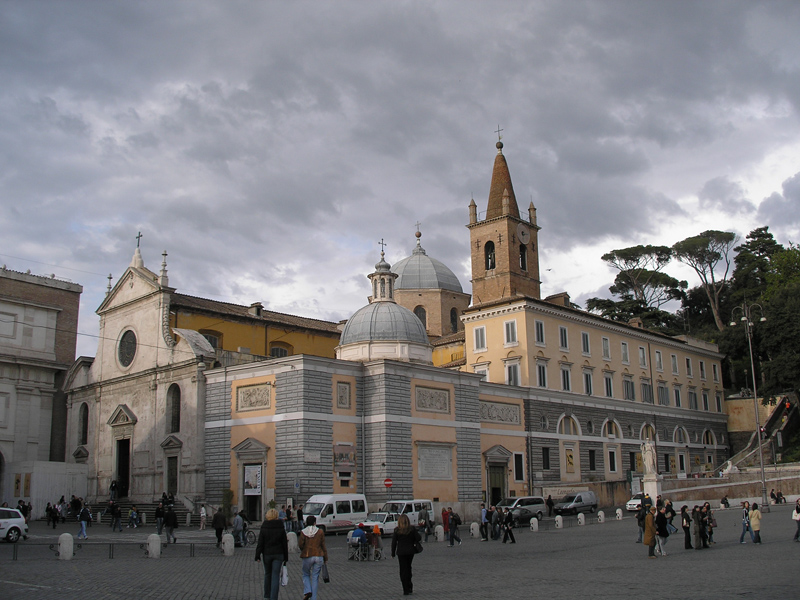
[393,245,463,293]
[340,302,429,345]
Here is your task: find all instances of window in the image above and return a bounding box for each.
[673,386,682,408]
[715,393,722,412]
[655,350,663,372]
[473,366,488,381]
[703,430,715,445]
[270,346,289,358]
[519,244,527,271]
[622,377,635,401]
[679,454,686,472]
[535,320,545,345]
[506,362,521,386]
[536,362,547,388]
[608,449,617,472]
[559,416,579,435]
[638,347,647,368]
[474,326,486,351]
[699,361,706,380]
[602,337,611,360]
[630,451,637,472]
[540,415,549,430]
[583,371,593,395]
[166,384,181,434]
[485,241,496,270]
[712,363,719,382]
[201,331,220,349]
[657,382,669,406]
[504,320,518,345]
[641,380,654,404]
[664,454,671,473]
[559,326,569,350]
[336,500,351,514]
[352,499,366,513]
[561,366,571,391]
[604,373,614,398]
[688,389,698,410]
[450,308,459,333]
[542,447,551,470]
[642,424,656,441]
[621,342,629,364]
[671,354,679,375]
[581,332,590,355]
[603,421,620,438]
[674,428,686,444]
[702,391,710,411]
[588,450,596,471]
[414,306,427,329]
[78,402,89,445]
[513,452,525,481]
[685,358,693,377]
[586,420,595,434]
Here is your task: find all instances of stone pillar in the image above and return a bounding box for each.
[287,532,299,553]
[148,534,161,558]
[435,525,444,542]
[529,518,539,532]
[222,532,235,556]
[615,508,623,520]
[577,513,585,526]
[469,522,479,537]
[58,533,73,560]
[554,516,563,529]
[597,511,605,523]
[185,514,192,527]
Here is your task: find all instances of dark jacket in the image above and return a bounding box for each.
[164,508,178,528]
[155,506,165,520]
[255,519,289,563]
[212,510,227,530]
[655,512,669,537]
[391,527,421,557]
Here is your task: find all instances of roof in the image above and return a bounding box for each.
[340,301,429,345]
[431,330,465,346]
[485,142,520,220]
[171,293,341,335]
[393,243,463,293]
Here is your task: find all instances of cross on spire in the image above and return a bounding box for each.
[378,238,387,253]
[135,231,143,248]
[495,124,503,141]
[415,221,422,233]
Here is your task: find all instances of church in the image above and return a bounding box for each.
[65,141,728,519]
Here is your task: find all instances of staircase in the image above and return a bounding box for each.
[94,499,194,528]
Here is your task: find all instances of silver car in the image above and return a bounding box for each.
[496,496,546,526]
[0,508,28,543]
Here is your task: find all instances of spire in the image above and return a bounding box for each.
[159,250,169,287]
[368,242,398,303]
[485,141,520,220]
[412,225,426,256]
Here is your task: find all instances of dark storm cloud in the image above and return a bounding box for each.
[698,176,756,214]
[757,171,800,234]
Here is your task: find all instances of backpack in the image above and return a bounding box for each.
[453,513,462,526]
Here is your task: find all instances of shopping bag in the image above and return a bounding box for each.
[280,565,288,587]
[321,562,330,583]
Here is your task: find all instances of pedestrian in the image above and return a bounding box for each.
[109,479,117,501]
[792,500,800,542]
[285,505,293,534]
[680,505,692,549]
[391,513,421,596]
[164,505,178,543]
[296,505,304,533]
[255,508,288,600]
[447,507,462,547]
[635,504,647,543]
[643,506,657,559]
[655,506,669,556]
[441,507,450,541]
[77,503,92,540]
[501,508,516,544]
[418,504,430,542]
[212,506,226,547]
[232,510,244,547]
[278,505,287,532]
[111,502,123,532]
[478,503,488,541]
[155,502,165,535]
[749,502,763,544]
[546,495,554,517]
[491,505,501,540]
[739,500,754,543]
[199,504,207,530]
[692,506,704,549]
[704,502,716,544]
[664,499,677,535]
[299,515,328,600]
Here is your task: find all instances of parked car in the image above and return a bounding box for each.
[626,493,645,512]
[0,507,28,543]
[496,496,546,526]
[379,499,433,527]
[360,512,399,536]
[302,493,369,534]
[553,491,598,515]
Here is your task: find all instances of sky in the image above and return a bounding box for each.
[1,0,799,358]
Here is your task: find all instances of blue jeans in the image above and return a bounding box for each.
[78,521,87,539]
[302,556,324,600]
[262,554,283,600]
[739,521,755,543]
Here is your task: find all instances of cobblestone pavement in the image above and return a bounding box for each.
[1,503,797,599]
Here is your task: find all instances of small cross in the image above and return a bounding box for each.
[415,221,422,234]
[495,125,503,141]
[135,231,143,248]
[378,238,387,253]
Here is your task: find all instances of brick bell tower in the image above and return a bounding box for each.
[467,140,541,305]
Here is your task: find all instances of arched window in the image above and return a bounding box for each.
[78,403,89,445]
[519,244,527,271]
[702,430,716,445]
[674,428,687,444]
[450,308,459,333]
[270,342,293,358]
[603,421,620,438]
[642,424,656,441]
[485,241,496,270]
[414,306,427,329]
[558,416,579,435]
[166,384,181,434]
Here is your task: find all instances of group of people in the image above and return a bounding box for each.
[769,489,787,504]
[639,497,678,558]
[478,503,517,543]
[277,504,305,533]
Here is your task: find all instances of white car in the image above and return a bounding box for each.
[0,507,29,543]
[626,493,646,512]
[360,512,398,536]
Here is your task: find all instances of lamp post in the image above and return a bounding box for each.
[730,302,769,513]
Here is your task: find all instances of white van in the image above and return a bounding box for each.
[302,494,369,534]
[379,499,434,527]
[553,491,598,515]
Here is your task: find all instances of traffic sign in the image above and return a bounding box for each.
[384,478,393,488]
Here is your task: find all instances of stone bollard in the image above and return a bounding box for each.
[616,508,623,520]
[140,512,147,526]
[222,532,235,556]
[185,513,192,527]
[577,513,585,526]
[554,515,563,529]
[287,532,299,553]
[435,525,444,542]
[469,522,479,538]
[597,511,605,523]
[148,533,162,558]
[529,518,539,532]
[58,533,73,560]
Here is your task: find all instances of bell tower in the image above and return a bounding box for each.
[467,141,541,305]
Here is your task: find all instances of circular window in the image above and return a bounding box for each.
[118,330,137,367]
[586,420,595,434]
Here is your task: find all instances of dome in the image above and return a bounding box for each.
[393,243,463,293]
[340,302,429,345]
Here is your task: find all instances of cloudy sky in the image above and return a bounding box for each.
[2,1,799,357]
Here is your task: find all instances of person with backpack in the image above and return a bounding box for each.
[501,507,516,544]
[447,507,462,547]
[77,503,92,540]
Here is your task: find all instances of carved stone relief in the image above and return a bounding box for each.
[237,383,271,412]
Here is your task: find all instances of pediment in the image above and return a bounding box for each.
[232,437,270,460]
[97,266,162,314]
[107,404,138,426]
[160,434,183,450]
[484,444,512,462]
[72,445,89,463]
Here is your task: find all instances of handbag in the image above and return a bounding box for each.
[321,563,330,584]
[414,541,424,554]
[280,565,288,587]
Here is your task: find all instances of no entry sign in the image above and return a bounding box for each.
[384,478,393,488]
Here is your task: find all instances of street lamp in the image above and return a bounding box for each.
[730,301,769,512]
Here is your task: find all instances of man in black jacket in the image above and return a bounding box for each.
[212,507,227,547]
[164,506,178,543]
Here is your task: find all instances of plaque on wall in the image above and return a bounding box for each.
[334,443,356,471]
[304,450,321,463]
[337,382,351,409]
[480,401,521,424]
[244,465,262,495]
[417,444,453,480]
[415,387,450,414]
[237,382,271,412]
